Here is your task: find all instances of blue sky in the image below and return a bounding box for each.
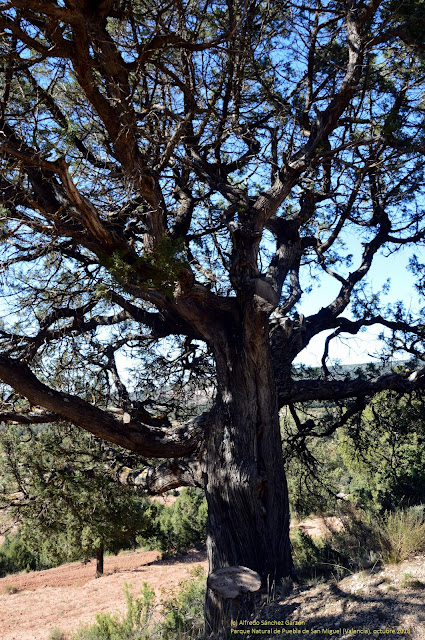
[294,244,419,367]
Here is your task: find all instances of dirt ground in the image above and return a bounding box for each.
[293,515,344,538]
[0,549,207,640]
[0,524,424,640]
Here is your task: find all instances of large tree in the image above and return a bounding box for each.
[1,0,425,633]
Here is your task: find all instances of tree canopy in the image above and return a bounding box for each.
[1,0,425,634]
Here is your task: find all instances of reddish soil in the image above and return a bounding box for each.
[1,519,423,640]
[0,549,207,640]
[151,493,179,506]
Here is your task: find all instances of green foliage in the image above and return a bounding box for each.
[284,389,425,519]
[144,235,189,294]
[48,629,68,640]
[290,529,327,576]
[321,508,382,574]
[0,430,206,577]
[291,506,425,582]
[385,0,425,47]
[0,424,153,571]
[282,407,350,518]
[159,567,206,640]
[140,489,207,555]
[378,507,425,564]
[73,583,155,640]
[0,533,54,577]
[72,574,205,640]
[400,573,425,590]
[97,235,189,296]
[340,392,425,512]
[291,507,383,580]
[314,39,348,75]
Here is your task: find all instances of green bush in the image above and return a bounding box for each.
[48,629,68,640]
[291,507,383,581]
[72,573,206,640]
[159,566,206,640]
[325,508,382,573]
[290,529,326,573]
[140,489,207,555]
[282,411,350,519]
[340,392,425,513]
[284,390,425,519]
[400,572,425,590]
[0,533,54,577]
[0,423,153,573]
[291,506,425,581]
[73,582,155,640]
[291,528,358,582]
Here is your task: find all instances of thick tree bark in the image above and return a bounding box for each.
[203,307,292,636]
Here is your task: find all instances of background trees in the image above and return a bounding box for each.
[340,390,425,513]
[1,0,425,633]
[0,422,154,576]
[283,383,425,518]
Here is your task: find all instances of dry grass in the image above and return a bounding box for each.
[379,509,425,564]
[3,583,19,595]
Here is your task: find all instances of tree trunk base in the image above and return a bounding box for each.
[205,589,260,639]
[95,545,104,578]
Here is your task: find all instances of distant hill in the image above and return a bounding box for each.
[293,359,412,380]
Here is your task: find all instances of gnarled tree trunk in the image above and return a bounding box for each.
[203,308,292,636]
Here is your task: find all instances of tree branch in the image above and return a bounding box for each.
[279,367,425,406]
[118,458,202,494]
[0,411,60,424]
[0,355,208,458]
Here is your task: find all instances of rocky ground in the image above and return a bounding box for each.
[260,555,425,639]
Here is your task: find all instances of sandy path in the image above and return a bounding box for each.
[0,549,207,640]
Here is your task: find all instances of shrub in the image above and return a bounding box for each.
[291,506,425,581]
[0,423,153,574]
[159,566,206,640]
[282,411,349,519]
[400,573,425,590]
[73,582,155,640]
[140,489,207,555]
[72,573,206,640]
[0,533,53,577]
[48,629,68,640]
[291,507,383,581]
[290,529,326,574]
[3,583,19,595]
[325,508,382,572]
[378,507,425,564]
[340,392,425,513]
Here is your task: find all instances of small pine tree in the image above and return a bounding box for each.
[0,423,154,576]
